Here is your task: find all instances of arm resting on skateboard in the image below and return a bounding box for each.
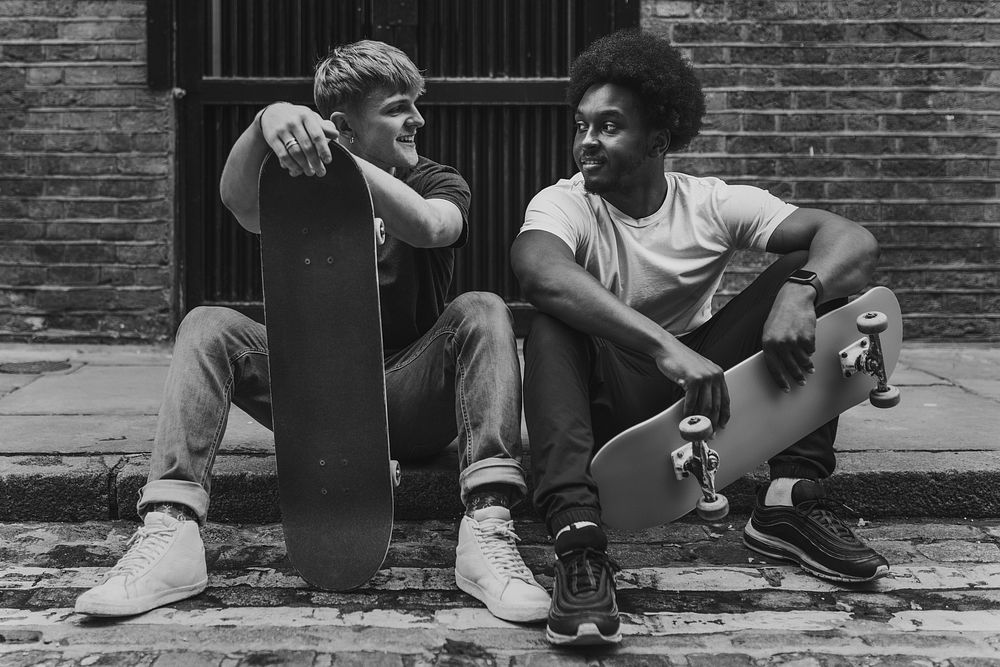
[761,208,881,391]
[220,103,462,249]
[511,230,731,429]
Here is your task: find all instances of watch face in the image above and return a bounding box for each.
[790,269,817,281]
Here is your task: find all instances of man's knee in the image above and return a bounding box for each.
[175,306,253,351]
[447,291,513,331]
[523,312,588,361]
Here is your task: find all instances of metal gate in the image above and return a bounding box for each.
[169,0,638,330]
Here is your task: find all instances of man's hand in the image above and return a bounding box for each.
[655,340,731,430]
[762,283,818,392]
[259,103,339,178]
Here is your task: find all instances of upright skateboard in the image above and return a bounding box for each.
[258,140,399,590]
[590,287,902,530]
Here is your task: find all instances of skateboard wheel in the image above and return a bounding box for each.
[390,459,401,487]
[696,494,729,522]
[869,384,900,409]
[375,218,386,245]
[857,311,888,334]
[679,415,713,442]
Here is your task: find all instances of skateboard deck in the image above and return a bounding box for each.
[258,141,395,590]
[590,286,902,530]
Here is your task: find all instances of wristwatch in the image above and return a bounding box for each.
[785,269,824,304]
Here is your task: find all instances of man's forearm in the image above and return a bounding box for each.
[803,223,879,302]
[219,117,271,234]
[354,159,461,248]
[515,248,674,359]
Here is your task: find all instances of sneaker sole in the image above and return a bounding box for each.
[455,571,549,623]
[546,621,622,646]
[743,525,888,583]
[74,578,208,617]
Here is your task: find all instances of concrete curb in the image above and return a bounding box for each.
[3,450,999,524]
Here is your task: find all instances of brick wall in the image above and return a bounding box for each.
[0,0,173,342]
[645,0,1000,339]
[0,1,997,342]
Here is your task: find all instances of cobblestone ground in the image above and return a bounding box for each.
[2,517,1000,665]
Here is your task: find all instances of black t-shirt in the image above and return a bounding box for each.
[378,156,470,352]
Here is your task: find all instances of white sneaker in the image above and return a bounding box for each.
[455,506,550,623]
[75,511,208,616]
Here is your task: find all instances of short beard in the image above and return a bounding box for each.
[580,153,644,196]
[581,175,611,196]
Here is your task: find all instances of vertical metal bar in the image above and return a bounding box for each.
[614,0,639,30]
[274,0,285,76]
[501,106,511,296]
[521,0,529,75]
[497,0,507,76]
[147,0,175,88]
[483,106,494,289]
[244,0,254,77]
[218,0,229,76]
[550,0,559,76]
[470,0,479,77]
[177,0,207,316]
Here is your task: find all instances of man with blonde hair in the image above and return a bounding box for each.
[76,40,549,623]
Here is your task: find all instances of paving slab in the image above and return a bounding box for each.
[837,385,1000,451]
[0,343,172,366]
[0,374,39,399]
[898,344,1000,402]
[0,342,996,523]
[0,365,166,415]
[887,367,944,386]
[0,411,274,455]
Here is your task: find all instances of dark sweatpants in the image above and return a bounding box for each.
[523,251,846,536]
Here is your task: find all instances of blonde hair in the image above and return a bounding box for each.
[313,40,425,118]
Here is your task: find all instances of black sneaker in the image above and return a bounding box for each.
[546,526,622,646]
[743,480,889,583]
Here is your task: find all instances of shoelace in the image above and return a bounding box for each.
[797,497,862,543]
[103,522,177,580]
[474,518,535,581]
[561,547,619,596]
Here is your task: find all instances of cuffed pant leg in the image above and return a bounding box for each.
[384,292,527,506]
[523,313,604,534]
[138,306,272,523]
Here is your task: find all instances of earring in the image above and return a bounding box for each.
[349,135,355,144]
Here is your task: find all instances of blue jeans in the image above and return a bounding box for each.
[138,291,527,523]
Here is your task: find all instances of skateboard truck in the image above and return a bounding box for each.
[839,311,901,409]
[672,416,729,521]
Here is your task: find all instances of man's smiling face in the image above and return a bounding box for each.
[348,87,424,171]
[573,82,656,196]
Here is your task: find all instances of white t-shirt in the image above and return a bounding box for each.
[519,171,798,335]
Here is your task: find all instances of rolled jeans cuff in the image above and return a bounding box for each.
[458,458,527,507]
[138,479,211,524]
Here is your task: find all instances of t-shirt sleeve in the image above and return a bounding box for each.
[408,161,471,248]
[713,182,798,251]
[519,185,589,253]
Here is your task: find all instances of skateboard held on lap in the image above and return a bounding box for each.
[258,140,398,590]
[590,287,902,531]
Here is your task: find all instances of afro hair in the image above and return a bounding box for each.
[568,30,705,152]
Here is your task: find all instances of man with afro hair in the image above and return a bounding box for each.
[512,30,887,646]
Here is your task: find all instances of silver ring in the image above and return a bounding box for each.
[283,139,299,150]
